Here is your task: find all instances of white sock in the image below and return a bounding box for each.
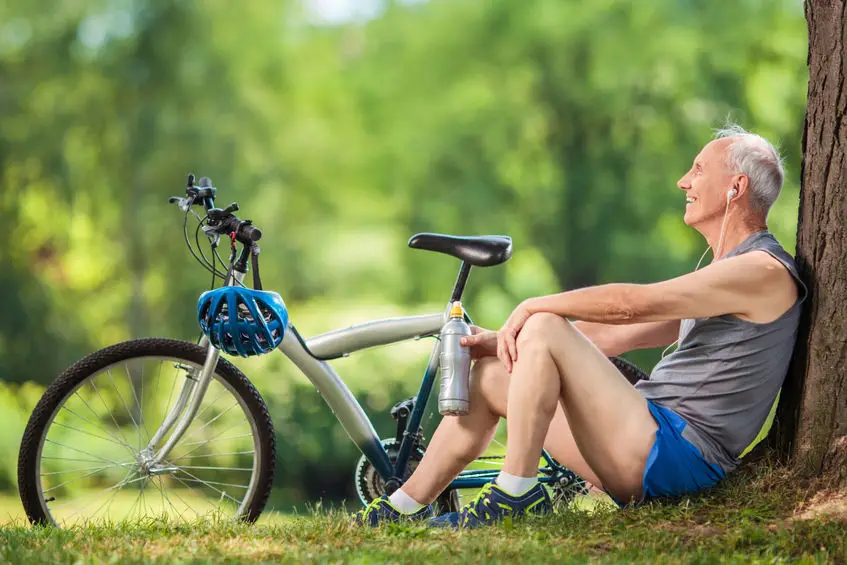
[496,471,538,496]
[388,488,425,514]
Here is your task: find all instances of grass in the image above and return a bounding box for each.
[0,463,845,564]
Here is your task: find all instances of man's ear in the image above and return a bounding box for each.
[731,174,749,199]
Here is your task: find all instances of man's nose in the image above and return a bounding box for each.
[677,175,690,190]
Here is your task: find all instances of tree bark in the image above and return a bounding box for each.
[773,0,847,483]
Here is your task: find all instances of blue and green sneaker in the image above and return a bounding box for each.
[429,481,551,529]
[351,495,434,527]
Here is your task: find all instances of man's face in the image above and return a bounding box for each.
[678,139,735,227]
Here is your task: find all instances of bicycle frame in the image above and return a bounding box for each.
[149,276,571,494]
[287,320,572,490]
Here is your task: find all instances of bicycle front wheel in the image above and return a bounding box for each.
[18,338,275,527]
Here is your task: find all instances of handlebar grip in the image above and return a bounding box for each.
[239,223,262,242]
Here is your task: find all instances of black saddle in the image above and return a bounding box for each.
[408,233,512,267]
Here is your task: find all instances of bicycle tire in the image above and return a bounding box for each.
[18,337,276,526]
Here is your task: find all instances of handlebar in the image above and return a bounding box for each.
[217,215,263,243]
[169,174,262,245]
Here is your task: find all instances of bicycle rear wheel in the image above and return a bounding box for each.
[18,338,275,527]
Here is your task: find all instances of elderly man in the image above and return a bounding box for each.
[354,124,806,528]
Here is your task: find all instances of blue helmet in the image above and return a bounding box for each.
[197,286,289,357]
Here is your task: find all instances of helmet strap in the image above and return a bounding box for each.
[251,245,263,291]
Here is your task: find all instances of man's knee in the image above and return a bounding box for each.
[517,312,574,349]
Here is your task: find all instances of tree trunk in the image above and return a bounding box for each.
[773,0,847,484]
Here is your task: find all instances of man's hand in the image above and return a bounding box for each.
[460,325,499,360]
[497,301,534,372]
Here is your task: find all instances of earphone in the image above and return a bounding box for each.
[661,185,739,359]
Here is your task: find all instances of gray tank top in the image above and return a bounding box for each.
[635,231,807,473]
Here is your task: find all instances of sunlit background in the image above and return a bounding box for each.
[0,0,808,517]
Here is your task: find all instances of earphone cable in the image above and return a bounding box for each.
[661,191,734,359]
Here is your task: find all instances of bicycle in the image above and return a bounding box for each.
[17,175,648,527]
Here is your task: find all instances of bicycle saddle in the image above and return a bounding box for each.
[408,233,512,267]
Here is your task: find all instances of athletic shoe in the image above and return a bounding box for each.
[429,481,551,529]
[351,495,434,527]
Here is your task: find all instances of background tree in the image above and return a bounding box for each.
[774,0,847,485]
[0,0,811,505]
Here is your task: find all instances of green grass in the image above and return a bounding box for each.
[0,464,844,564]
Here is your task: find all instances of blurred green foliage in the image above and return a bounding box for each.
[0,0,807,506]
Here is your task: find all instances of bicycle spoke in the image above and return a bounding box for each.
[189,386,230,425]
[125,483,142,521]
[41,456,122,464]
[154,475,168,517]
[163,363,181,427]
[140,479,151,518]
[170,476,205,518]
[155,476,188,521]
[140,361,147,445]
[42,464,123,494]
[61,402,136,454]
[120,363,149,451]
[50,471,144,512]
[124,361,151,445]
[182,402,242,443]
[172,474,250,492]
[176,465,253,472]
[105,367,140,438]
[173,468,247,506]
[42,465,123,476]
[172,429,253,461]
[153,360,163,419]
[490,436,507,452]
[171,450,254,461]
[43,438,127,467]
[89,480,126,522]
[50,421,137,457]
[82,385,136,452]
[174,476,241,508]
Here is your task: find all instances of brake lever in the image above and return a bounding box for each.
[168,195,194,212]
[207,202,239,222]
[201,225,221,247]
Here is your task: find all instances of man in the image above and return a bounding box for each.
[354,124,806,528]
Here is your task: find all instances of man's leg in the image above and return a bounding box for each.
[402,356,606,504]
[504,313,658,502]
[400,357,502,504]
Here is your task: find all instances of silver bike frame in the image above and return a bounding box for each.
[276,313,445,477]
[150,268,447,477]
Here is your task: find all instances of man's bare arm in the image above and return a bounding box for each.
[574,320,680,357]
[525,251,796,325]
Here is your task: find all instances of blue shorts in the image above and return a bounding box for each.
[611,401,725,507]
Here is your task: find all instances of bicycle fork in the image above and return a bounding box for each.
[140,271,244,469]
[140,338,220,470]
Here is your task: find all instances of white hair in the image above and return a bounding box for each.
[713,123,784,215]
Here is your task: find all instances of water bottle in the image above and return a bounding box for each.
[438,301,473,416]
